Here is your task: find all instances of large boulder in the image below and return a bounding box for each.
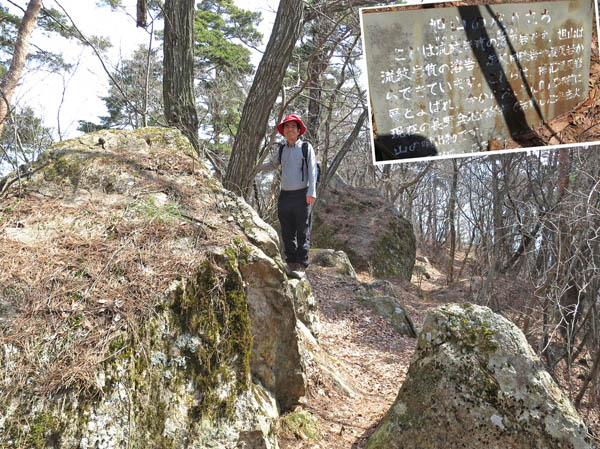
[312,175,415,279]
[366,303,594,449]
[0,128,305,448]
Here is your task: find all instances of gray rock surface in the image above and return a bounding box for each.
[356,280,395,297]
[241,251,306,411]
[0,128,306,448]
[288,277,321,338]
[354,281,416,337]
[367,303,594,449]
[310,248,357,279]
[354,296,416,338]
[312,175,415,279]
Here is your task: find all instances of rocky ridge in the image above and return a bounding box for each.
[0,128,305,448]
[0,128,595,449]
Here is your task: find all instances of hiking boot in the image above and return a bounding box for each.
[292,263,307,278]
[288,270,303,279]
[285,262,297,275]
[286,263,305,279]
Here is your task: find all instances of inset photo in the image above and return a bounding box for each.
[360,0,600,163]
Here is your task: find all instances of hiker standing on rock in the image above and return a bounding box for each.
[259,114,318,279]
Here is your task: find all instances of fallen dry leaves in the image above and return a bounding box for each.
[279,264,438,449]
[281,244,600,449]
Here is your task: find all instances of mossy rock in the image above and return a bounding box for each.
[0,249,273,449]
[281,409,320,441]
[367,303,594,449]
[311,213,359,264]
[312,177,415,279]
[0,128,297,449]
[353,295,416,337]
[169,250,253,419]
[310,248,357,279]
[368,214,415,279]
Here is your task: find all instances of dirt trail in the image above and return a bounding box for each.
[279,252,600,448]
[279,257,445,449]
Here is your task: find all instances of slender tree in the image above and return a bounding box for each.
[0,0,42,138]
[223,0,304,198]
[447,158,459,284]
[193,0,261,148]
[0,105,52,176]
[78,46,164,132]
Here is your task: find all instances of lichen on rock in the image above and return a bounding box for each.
[367,303,594,449]
[169,250,253,419]
[0,128,307,449]
[353,280,416,337]
[311,175,415,279]
[310,248,357,279]
[288,277,321,338]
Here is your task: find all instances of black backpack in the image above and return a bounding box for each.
[279,142,321,185]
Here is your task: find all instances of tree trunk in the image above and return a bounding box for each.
[0,0,42,138]
[556,149,580,355]
[432,180,439,243]
[457,227,476,280]
[575,346,600,409]
[491,158,505,264]
[478,158,503,308]
[137,0,148,28]
[304,16,329,147]
[142,21,155,128]
[447,159,459,284]
[163,0,199,152]
[224,0,304,199]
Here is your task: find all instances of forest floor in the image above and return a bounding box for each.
[277,2,600,446]
[278,244,600,449]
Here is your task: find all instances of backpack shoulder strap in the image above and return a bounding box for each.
[278,143,285,164]
[302,142,309,181]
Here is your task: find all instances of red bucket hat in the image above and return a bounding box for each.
[277,114,307,136]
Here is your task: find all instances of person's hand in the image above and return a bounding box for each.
[306,196,316,205]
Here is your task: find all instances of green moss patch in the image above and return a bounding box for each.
[369,217,416,279]
[311,214,359,267]
[44,156,82,188]
[171,249,253,419]
[6,412,63,449]
[281,410,320,441]
[444,313,498,354]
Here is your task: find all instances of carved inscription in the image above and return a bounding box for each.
[362,1,593,160]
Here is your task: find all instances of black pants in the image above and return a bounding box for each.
[278,188,312,267]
